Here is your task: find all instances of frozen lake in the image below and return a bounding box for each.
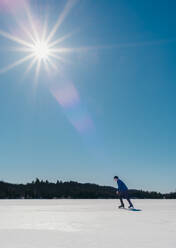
[0,199,175,248]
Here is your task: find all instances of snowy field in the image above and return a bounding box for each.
[0,199,175,248]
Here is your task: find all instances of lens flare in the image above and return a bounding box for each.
[0,0,95,134]
[50,80,94,133]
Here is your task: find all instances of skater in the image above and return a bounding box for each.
[114,176,134,209]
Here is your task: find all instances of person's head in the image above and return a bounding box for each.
[114,176,119,182]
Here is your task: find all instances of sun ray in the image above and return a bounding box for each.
[9,47,34,52]
[34,59,41,82]
[49,47,74,53]
[49,46,97,54]
[0,29,33,48]
[0,54,35,74]
[50,45,110,54]
[25,57,37,75]
[46,57,58,71]
[42,13,48,42]
[49,53,71,64]
[46,0,78,43]
[48,30,78,48]
[43,59,50,74]
[18,22,36,44]
[25,5,40,42]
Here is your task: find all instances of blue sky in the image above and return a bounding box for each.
[0,0,176,192]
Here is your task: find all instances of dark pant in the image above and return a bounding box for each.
[119,191,133,207]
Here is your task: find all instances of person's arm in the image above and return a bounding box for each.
[117,180,122,192]
[116,181,121,194]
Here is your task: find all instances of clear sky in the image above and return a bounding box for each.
[0,0,176,193]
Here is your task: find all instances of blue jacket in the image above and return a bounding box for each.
[117,179,128,192]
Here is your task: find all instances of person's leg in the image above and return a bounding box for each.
[125,191,133,207]
[119,193,124,207]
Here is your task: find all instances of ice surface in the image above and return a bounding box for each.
[0,199,175,248]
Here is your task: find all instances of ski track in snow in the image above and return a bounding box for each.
[0,199,175,248]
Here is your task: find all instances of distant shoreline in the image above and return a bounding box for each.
[0,179,175,199]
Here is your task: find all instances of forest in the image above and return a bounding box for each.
[0,179,175,199]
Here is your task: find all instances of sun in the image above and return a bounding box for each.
[0,0,81,79]
[32,40,50,60]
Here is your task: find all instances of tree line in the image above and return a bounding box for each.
[0,178,175,199]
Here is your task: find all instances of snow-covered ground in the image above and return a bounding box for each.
[0,199,175,248]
